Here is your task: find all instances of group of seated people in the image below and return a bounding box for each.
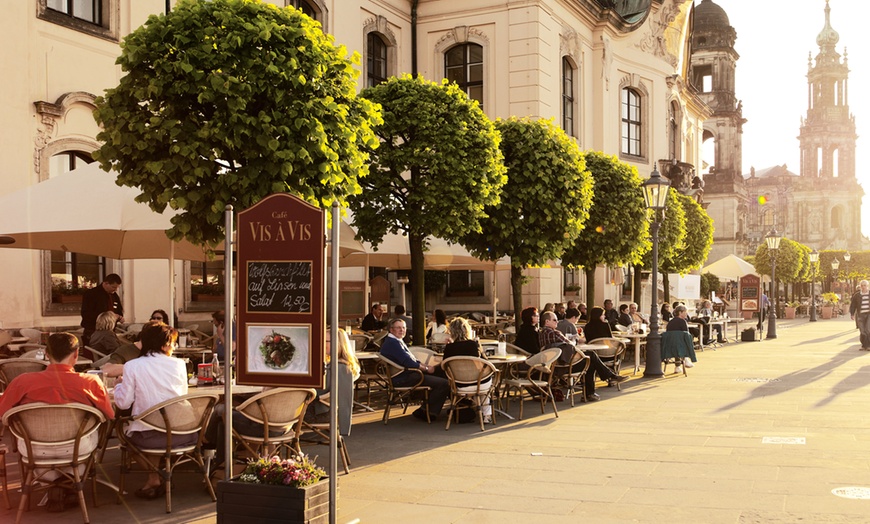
[661,300,725,345]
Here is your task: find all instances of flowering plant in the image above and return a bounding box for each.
[238,455,325,488]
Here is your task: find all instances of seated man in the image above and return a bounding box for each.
[628,302,649,325]
[0,332,115,511]
[393,304,413,342]
[556,308,581,339]
[617,304,633,328]
[539,312,626,402]
[666,305,697,372]
[603,299,620,330]
[361,303,387,332]
[379,318,449,421]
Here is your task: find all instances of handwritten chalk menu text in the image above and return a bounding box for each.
[247,261,312,313]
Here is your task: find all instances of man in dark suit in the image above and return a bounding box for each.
[379,318,449,421]
[80,273,123,346]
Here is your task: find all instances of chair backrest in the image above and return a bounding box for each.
[527,347,561,368]
[586,338,627,359]
[2,402,106,461]
[20,348,47,360]
[441,356,497,387]
[0,358,48,389]
[504,342,530,356]
[85,345,109,360]
[376,355,406,381]
[429,332,451,345]
[410,347,437,366]
[136,391,219,436]
[553,348,589,374]
[235,388,316,430]
[370,329,389,348]
[19,328,43,344]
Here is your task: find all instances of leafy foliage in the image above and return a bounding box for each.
[644,188,686,271]
[700,272,720,299]
[93,0,381,246]
[754,237,805,284]
[349,75,506,340]
[561,151,649,306]
[460,117,593,324]
[661,193,713,274]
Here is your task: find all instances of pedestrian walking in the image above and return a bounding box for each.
[850,280,870,350]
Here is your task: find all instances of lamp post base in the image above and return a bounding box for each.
[643,332,663,377]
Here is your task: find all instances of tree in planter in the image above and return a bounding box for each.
[636,188,686,305]
[754,237,806,311]
[656,192,713,303]
[93,0,381,248]
[349,75,506,342]
[460,117,593,328]
[700,272,720,301]
[561,152,649,309]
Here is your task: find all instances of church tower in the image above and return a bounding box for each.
[690,0,749,262]
[791,0,862,249]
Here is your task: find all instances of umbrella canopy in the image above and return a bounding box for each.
[702,254,757,280]
[340,233,511,270]
[0,162,213,261]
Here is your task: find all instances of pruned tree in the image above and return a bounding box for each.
[461,117,594,327]
[658,192,713,302]
[561,151,649,308]
[754,238,805,305]
[349,75,506,341]
[93,0,381,246]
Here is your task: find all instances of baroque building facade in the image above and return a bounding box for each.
[1,0,711,329]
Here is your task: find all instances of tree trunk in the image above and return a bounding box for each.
[633,264,643,305]
[663,272,670,304]
[585,267,596,309]
[511,265,524,329]
[408,234,427,345]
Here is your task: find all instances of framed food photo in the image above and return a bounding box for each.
[246,324,312,378]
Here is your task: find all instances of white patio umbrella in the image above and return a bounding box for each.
[702,254,758,280]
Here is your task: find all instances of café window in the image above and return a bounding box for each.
[191,260,225,303]
[445,270,485,298]
[47,151,106,308]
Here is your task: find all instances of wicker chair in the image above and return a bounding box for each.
[0,359,48,392]
[0,442,11,510]
[18,329,42,344]
[301,369,353,474]
[117,391,219,513]
[586,337,627,390]
[231,388,315,461]
[3,402,107,524]
[441,356,498,431]
[501,347,562,420]
[552,349,591,406]
[375,355,431,424]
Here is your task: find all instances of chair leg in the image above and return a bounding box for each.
[0,448,10,510]
[337,436,351,475]
[16,469,34,524]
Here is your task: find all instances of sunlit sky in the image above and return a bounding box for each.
[710,0,869,235]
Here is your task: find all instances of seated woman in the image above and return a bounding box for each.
[660,303,673,323]
[149,309,170,324]
[514,307,540,354]
[441,317,493,423]
[426,309,451,344]
[113,323,194,499]
[312,329,361,435]
[88,311,121,359]
[583,307,614,341]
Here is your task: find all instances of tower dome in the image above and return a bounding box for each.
[816,0,839,49]
[694,0,730,32]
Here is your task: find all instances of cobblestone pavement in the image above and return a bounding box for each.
[4,316,870,523]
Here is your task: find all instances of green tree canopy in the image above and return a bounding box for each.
[461,117,593,326]
[645,188,686,271]
[349,75,506,341]
[93,0,381,246]
[662,193,713,274]
[754,237,805,284]
[561,151,649,307]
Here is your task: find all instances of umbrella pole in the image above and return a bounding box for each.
[492,260,498,320]
[169,243,175,327]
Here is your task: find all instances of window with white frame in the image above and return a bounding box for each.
[38,0,117,40]
[445,43,483,104]
[562,57,576,137]
[621,87,642,157]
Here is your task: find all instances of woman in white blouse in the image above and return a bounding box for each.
[426,309,451,344]
[113,322,192,499]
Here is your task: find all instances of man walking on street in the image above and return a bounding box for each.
[850,280,870,350]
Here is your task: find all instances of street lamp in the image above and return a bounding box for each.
[809,249,819,322]
[642,166,670,378]
[831,257,840,294]
[844,251,851,292]
[765,229,782,339]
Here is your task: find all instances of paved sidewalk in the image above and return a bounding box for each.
[4,316,870,523]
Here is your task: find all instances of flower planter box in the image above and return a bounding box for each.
[784,307,796,319]
[53,294,83,304]
[821,306,834,319]
[216,477,332,524]
[193,294,225,302]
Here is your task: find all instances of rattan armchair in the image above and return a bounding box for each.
[0,359,48,392]
[375,355,431,424]
[231,388,316,460]
[441,356,499,431]
[552,348,591,406]
[586,337,627,390]
[501,347,562,420]
[3,402,107,524]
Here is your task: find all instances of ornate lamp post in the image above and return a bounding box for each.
[831,257,840,294]
[642,167,670,378]
[765,229,782,339]
[809,249,819,322]
[844,251,851,292]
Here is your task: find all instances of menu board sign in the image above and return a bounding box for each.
[236,193,324,388]
[739,274,761,312]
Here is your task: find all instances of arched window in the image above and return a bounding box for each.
[367,32,388,88]
[289,0,318,19]
[47,151,107,307]
[621,88,642,156]
[445,43,483,104]
[562,57,576,137]
[761,207,775,228]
